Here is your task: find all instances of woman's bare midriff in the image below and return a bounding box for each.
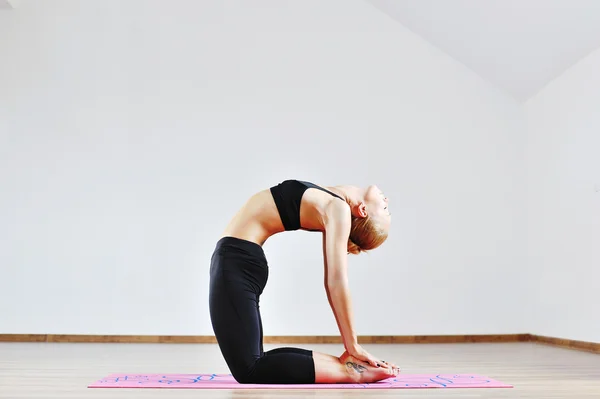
[220,189,285,246]
[220,187,337,246]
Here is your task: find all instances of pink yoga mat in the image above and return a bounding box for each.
[88,373,512,389]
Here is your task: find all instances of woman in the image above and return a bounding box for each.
[209,179,399,384]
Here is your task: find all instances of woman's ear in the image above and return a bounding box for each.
[357,202,368,218]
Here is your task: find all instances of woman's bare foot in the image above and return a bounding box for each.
[339,351,399,383]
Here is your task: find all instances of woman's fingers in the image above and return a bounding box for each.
[384,360,399,369]
[355,352,378,368]
[380,359,400,371]
[369,356,381,367]
[356,347,399,370]
[363,353,380,367]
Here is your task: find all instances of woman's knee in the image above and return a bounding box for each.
[229,363,258,384]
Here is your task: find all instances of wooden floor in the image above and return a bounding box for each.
[1,342,599,398]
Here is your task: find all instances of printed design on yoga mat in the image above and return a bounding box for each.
[88,373,512,389]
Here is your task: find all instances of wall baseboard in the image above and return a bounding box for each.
[0,334,48,342]
[0,333,597,354]
[0,333,529,344]
[530,334,600,354]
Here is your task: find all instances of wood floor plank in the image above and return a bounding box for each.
[1,342,599,398]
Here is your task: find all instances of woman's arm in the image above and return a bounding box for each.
[322,201,383,368]
[322,202,358,352]
[322,229,356,351]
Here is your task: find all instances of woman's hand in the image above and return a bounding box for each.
[346,345,399,370]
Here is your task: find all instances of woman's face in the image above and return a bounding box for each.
[364,185,391,230]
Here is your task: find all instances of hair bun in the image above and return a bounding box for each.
[347,239,362,255]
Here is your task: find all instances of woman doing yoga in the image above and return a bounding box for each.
[209,179,398,384]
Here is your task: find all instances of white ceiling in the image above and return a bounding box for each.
[365,0,600,101]
[0,0,19,9]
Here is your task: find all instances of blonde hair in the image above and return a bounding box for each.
[347,214,388,255]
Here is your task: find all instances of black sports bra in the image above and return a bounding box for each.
[269,180,344,231]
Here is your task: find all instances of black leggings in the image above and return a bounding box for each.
[209,236,316,384]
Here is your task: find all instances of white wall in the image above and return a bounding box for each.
[525,47,600,344]
[0,0,526,336]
